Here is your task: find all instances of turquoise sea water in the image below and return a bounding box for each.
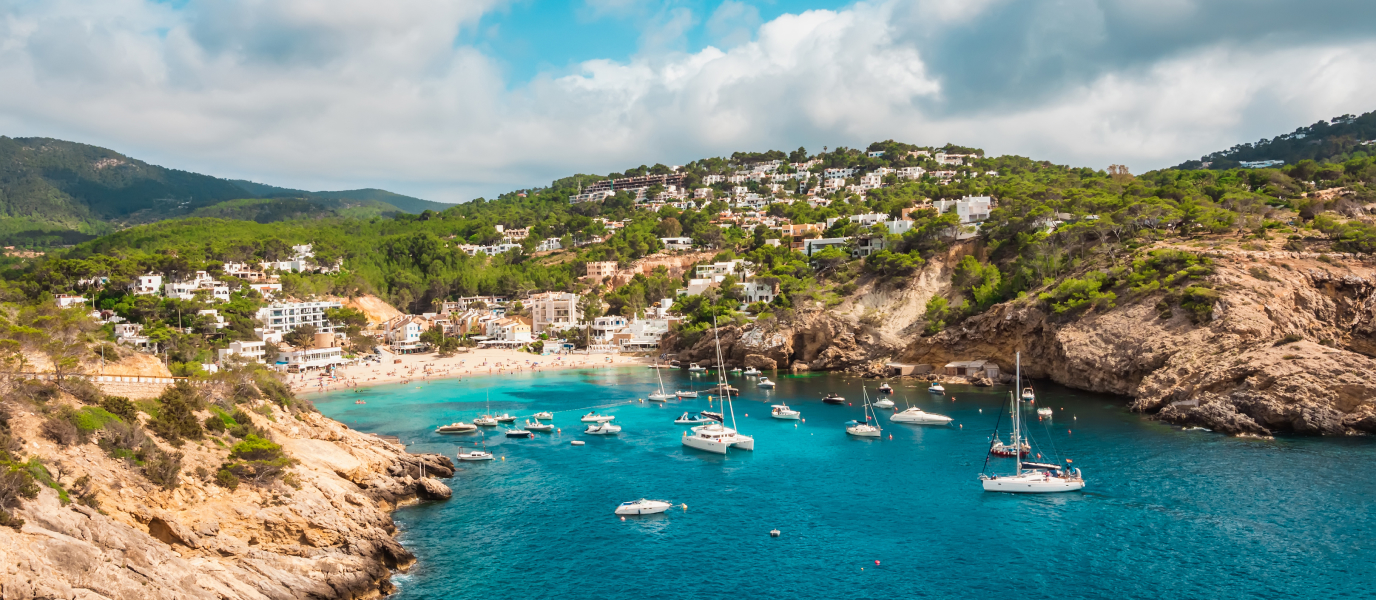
[313,367,1376,599]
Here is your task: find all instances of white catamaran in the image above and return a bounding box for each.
[682,315,755,455]
[980,352,1085,493]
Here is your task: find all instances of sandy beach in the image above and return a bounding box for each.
[289,348,654,395]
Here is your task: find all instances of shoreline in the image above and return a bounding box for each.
[289,348,655,395]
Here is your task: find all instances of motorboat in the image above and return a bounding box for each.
[581,412,615,423]
[1037,407,1053,417]
[675,412,715,424]
[473,416,499,427]
[928,383,946,394]
[711,383,740,395]
[688,363,706,372]
[435,422,477,434]
[683,421,754,454]
[877,383,893,394]
[585,422,622,435]
[457,450,494,461]
[495,413,516,423]
[989,436,1031,457]
[845,387,882,437]
[770,404,800,420]
[873,398,895,409]
[757,377,776,389]
[1022,387,1036,402]
[676,390,699,398]
[524,420,554,432]
[822,393,845,405]
[730,367,743,374]
[891,406,953,425]
[533,411,554,420]
[571,440,585,446]
[614,499,672,515]
[505,428,533,438]
[980,352,1085,494]
[743,367,761,376]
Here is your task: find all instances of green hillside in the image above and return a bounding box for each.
[1179,109,1376,170]
[0,137,451,247]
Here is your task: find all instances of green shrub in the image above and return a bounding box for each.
[923,296,950,335]
[100,396,138,423]
[73,406,121,432]
[1274,333,1303,346]
[141,444,183,489]
[1039,272,1116,314]
[1180,286,1220,324]
[203,415,226,433]
[146,383,205,447]
[223,434,293,486]
[215,469,239,490]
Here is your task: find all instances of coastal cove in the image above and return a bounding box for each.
[314,368,1376,599]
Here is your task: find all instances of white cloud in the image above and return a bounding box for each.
[705,1,761,48]
[0,0,1372,202]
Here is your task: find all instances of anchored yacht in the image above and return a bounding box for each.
[435,422,477,434]
[581,412,615,423]
[980,352,1085,494]
[891,406,954,425]
[585,422,622,435]
[683,314,754,456]
[771,404,801,420]
[614,499,672,515]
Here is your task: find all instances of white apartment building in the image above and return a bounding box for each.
[280,346,346,371]
[693,188,713,199]
[256,301,344,334]
[569,190,615,204]
[823,168,857,180]
[536,237,562,252]
[484,317,533,344]
[218,340,266,365]
[660,237,693,251]
[500,226,529,242]
[132,273,163,295]
[585,261,618,281]
[528,291,581,333]
[197,309,227,329]
[695,260,752,279]
[736,280,779,304]
[246,282,283,297]
[897,166,926,180]
[591,315,629,344]
[55,294,86,308]
[933,196,993,224]
[387,317,425,344]
[164,271,231,303]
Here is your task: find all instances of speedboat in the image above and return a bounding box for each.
[743,367,761,376]
[457,450,494,461]
[505,428,532,438]
[891,407,953,425]
[877,383,893,394]
[682,422,754,454]
[873,398,895,409]
[928,383,946,394]
[614,499,672,515]
[674,412,715,424]
[473,415,499,427]
[495,413,516,423]
[435,422,477,434]
[770,404,800,420]
[1022,387,1036,402]
[757,377,776,389]
[711,383,740,395]
[730,367,743,374]
[846,420,882,437]
[581,412,615,423]
[675,390,699,398]
[524,419,554,432]
[533,411,554,420]
[585,422,622,435]
[1036,407,1053,417]
[688,363,706,372]
[822,393,845,404]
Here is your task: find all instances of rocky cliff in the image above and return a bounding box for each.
[668,244,1376,437]
[0,380,453,599]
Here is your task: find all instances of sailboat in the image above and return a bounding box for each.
[473,391,498,426]
[980,352,1085,493]
[846,386,882,437]
[649,361,674,401]
[682,314,755,455]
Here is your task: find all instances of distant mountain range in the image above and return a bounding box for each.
[1177,109,1376,170]
[0,136,451,247]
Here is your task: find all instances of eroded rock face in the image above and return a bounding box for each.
[667,311,897,373]
[0,405,454,599]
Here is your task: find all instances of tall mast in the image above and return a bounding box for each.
[711,313,737,430]
[1015,352,1022,476]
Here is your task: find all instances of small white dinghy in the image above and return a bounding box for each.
[928,383,946,394]
[581,412,615,423]
[757,377,776,389]
[674,412,715,424]
[743,367,761,376]
[435,422,477,434]
[614,499,672,515]
[1036,407,1053,417]
[873,398,895,409]
[524,419,554,432]
[771,404,801,420]
[533,412,554,420]
[585,422,622,435]
[495,413,516,423]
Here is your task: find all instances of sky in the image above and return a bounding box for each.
[1,0,1374,203]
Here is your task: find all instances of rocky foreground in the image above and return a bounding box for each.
[669,247,1376,437]
[0,394,453,599]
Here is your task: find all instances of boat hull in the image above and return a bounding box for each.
[681,433,754,454]
[891,411,953,425]
[615,504,670,515]
[981,474,1085,493]
[846,426,881,437]
[771,412,800,420]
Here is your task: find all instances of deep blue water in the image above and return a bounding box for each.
[313,367,1376,599]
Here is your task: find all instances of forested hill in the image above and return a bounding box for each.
[1178,109,1376,170]
[0,136,449,247]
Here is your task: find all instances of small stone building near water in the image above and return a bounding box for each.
[944,360,1001,379]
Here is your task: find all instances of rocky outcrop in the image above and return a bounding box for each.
[666,310,900,373]
[0,400,453,598]
[899,251,1376,436]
